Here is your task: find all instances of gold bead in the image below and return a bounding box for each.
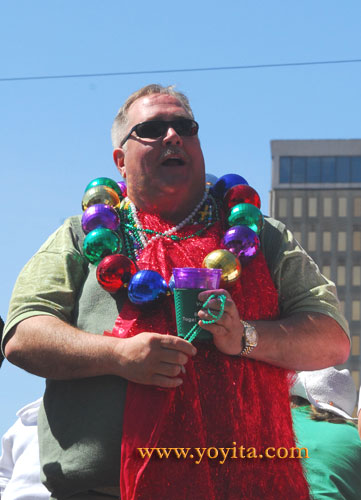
[202,249,241,286]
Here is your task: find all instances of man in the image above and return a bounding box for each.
[2,84,350,499]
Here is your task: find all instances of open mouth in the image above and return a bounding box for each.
[161,158,186,167]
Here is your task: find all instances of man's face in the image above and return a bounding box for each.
[113,94,205,212]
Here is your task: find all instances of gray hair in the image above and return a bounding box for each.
[111,84,194,148]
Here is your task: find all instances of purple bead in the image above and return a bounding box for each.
[81,204,120,234]
[117,181,127,197]
[222,225,260,264]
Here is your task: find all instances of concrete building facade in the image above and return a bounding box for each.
[270,139,361,387]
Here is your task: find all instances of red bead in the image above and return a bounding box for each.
[224,184,261,211]
[96,254,137,293]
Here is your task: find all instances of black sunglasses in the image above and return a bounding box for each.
[120,118,199,147]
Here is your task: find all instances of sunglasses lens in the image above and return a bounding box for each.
[174,119,198,136]
[136,121,165,138]
[134,119,199,140]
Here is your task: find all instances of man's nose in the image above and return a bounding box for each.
[162,126,183,146]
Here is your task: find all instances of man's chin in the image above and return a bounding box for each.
[158,171,191,189]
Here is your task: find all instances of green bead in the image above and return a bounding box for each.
[85,177,123,198]
[228,203,264,234]
[83,227,121,265]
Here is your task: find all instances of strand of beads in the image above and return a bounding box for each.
[125,190,209,247]
[201,173,264,287]
[121,192,219,253]
[81,178,123,265]
[80,174,264,306]
[183,293,227,343]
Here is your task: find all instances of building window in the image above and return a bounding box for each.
[306,157,321,182]
[351,157,361,182]
[352,300,360,321]
[336,157,350,182]
[352,370,360,388]
[337,232,347,252]
[307,232,316,251]
[338,197,347,217]
[323,198,332,217]
[354,198,361,217]
[308,198,317,217]
[278,198,287,218]
[353,266,361,286]
[323,232,331,251]
[322,265,331,279]
[337,266,346,286]
[321,157,336,182]
[293,198,303,217]
[292,158,306,183]
[279,157,291,183]
[353,231,361,251]
[279,156,361,184]
[336,265,346,286]
[352,336,360,356]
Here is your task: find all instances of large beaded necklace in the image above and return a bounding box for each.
[80,174,264,306]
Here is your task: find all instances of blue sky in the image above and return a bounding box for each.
[1,1,361,436]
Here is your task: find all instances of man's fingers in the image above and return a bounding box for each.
[159,361,183,377]
[158,349,189,366]
[198,308,231,321]
[198,320,228,336]
[152,374,183,388]
[159,335,197,356]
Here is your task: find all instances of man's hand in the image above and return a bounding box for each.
[197,289,243,355]
[197,290,350,370]
[4,316,197,387]
[112,332,197,388]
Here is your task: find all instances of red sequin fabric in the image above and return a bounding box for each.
[109,211,310,500]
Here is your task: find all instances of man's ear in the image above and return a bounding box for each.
[113,148,126,178]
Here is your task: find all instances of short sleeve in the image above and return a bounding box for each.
[2,216,88,349]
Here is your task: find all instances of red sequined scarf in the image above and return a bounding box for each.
[108,213,309,500]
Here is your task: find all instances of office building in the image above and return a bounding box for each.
[270,139,361,386]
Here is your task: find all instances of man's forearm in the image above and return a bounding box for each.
[4,315,197,387]
[248,312,350,370]
[198,291,350,370]
[4,316,119,380]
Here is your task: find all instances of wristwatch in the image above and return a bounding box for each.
[238,320,258,356]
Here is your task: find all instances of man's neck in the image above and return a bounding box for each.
[127,190,205,225]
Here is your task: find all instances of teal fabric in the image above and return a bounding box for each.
[292,406,361,499]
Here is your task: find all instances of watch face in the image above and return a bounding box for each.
[245,326,258,346]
